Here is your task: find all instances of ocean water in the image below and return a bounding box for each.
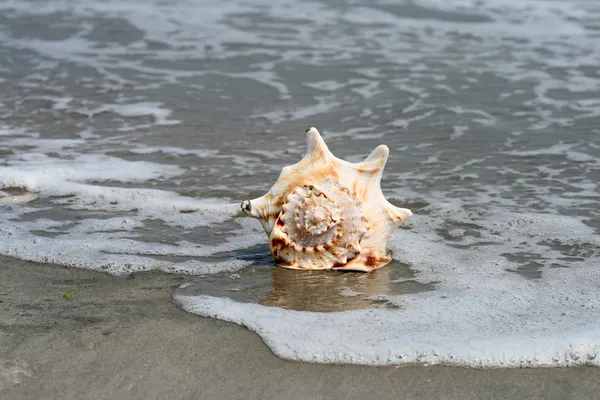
[1,0,599,367]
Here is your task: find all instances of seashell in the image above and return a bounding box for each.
[241,127,412,272]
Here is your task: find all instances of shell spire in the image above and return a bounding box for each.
[241,126,412,272]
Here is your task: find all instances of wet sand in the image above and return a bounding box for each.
[1,256,599,400]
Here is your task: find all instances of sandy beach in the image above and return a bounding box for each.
[0,256,598,400]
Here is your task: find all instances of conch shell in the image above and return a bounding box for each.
[241,127,412,272]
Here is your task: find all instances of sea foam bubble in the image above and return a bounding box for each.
[0,132,262,275]
[176,209,600,368]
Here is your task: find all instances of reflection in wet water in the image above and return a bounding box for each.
[175,260,436,312]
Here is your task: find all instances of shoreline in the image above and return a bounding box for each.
[1,256,599,400]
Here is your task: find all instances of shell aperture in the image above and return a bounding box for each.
[241,127,412,272]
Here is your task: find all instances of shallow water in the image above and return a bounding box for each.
[177,259,434,312]
[1,0,599,367]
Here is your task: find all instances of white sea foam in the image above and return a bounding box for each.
[84,102,181,130]
[340,288,363,297]
[177,208,600,368]
[1,0,596,123]
[0,223,255,275]
[0,195,261,275]
[1,154,183,185]
[0,134,261,275]
[130,147,220,158]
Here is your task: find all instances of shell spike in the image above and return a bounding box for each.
[364,144,389,164]
[353,144,389,179]
[384,201,412,227]
[305,127,330,158]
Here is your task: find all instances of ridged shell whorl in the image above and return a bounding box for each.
[241,127,412,272]
[270,179,367,270]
